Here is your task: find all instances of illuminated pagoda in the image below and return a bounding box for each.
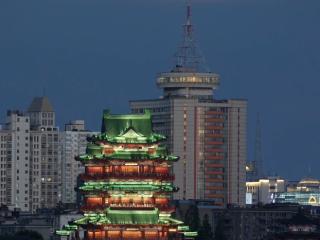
[56,110,197,240]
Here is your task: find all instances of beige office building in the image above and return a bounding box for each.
[130,4,247,207]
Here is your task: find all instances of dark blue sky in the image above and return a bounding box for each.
[1,0,320,180]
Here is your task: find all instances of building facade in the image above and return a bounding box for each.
[275,178,320,207]
[174,201,305,240]
[0,97,61,212]
[130,4,247,206]
[0,130,8,205]
[0,111,31,211]
[27,96,61,211]
[60,120,97,204]
[246,177,285,205]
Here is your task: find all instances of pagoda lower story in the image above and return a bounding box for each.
[56,110,197,240]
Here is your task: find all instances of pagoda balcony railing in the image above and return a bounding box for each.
[85,231,184,240]
[81,173,174,181]
[86,237,169,240]
[78,188,177,194]
[81,204,174,212]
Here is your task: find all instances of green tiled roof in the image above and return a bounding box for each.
[101,110,165,143]
[77,152,179,162]
[102,110,151,135]
[79,181,177,192]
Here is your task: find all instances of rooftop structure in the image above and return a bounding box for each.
[246,177,285,205]
[274,178,320,206]
[296,178,320,192]
[28,96,54,112]
[27,96,56,128]
[156,3,220,99]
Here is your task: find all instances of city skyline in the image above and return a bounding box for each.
[1,0,320,181]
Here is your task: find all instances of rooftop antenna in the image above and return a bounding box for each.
[186,0,192,36]
[42,87,46,97]
[308,165,312,177]
[173,0,208,73]
[253,113,263,179]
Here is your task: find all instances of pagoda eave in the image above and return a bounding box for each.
[78,189,178,195]
[88,136,166,145]
[77,156,179,162]
[79,174,175,182]
[81,223,182,230]
[81,206,175,213]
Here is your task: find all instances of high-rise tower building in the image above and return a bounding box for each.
[0,97,61,212]
[27,96,61,211]
[0,111,31,211]
[130,4,247,207]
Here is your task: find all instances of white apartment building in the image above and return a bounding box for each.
[0,111,30,211]
[0,97,61,212]
[0,129,8,205]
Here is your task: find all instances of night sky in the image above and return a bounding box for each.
[0,0,320,180]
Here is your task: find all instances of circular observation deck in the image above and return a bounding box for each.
[156,72,220,98]
[157,72,220,88]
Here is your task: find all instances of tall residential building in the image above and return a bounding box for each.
[0,129,8,205]
[60,120,97,204]
[130,4,247,206]
[27,96,61,211]
[0,111,31,211]
[0,97,61,212]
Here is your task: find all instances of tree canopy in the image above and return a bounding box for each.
[0,230,43,240]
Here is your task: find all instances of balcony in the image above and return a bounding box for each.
[81,204,173,211]
[80,173,174,181]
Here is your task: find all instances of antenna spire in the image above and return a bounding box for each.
[172,1,208,73]
[42,87,46,97]
[253,113,263,179]
[185,1,193,39]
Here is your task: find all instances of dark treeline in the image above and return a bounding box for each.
[0,230,43,240]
